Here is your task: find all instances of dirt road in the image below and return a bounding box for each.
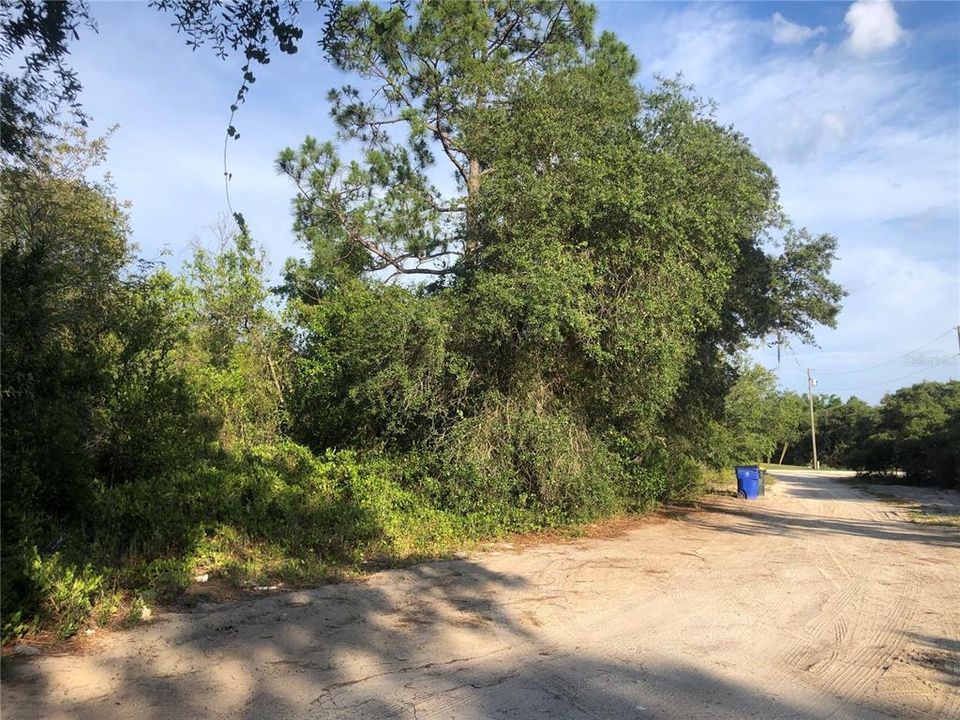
[4,472,958,719]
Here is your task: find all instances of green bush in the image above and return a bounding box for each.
[1,549,108,641]
[437,387,626,523]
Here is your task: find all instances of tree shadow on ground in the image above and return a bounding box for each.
[902,631,960,688]
[3,554,940,720]
[695,470,960,549]
[690,499,960,549]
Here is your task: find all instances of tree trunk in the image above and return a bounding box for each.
[465,155,481,256]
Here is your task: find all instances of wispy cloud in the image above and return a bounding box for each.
[772,12,826,46]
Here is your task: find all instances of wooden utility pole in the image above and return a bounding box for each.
[807,368,819,471]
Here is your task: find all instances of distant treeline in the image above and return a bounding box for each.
[711,366,959,487]
[784,382,959,486]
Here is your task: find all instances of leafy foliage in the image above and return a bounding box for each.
[2,1,320,161]
[782,394,878,469]
[277,0,602,285]
[853,382,959,487]
[0,1,95,159]
[183,221,290,449]
[0,129,208,637]
[1,128,192,545]
[706,364,807,467]
[776,381,957,489]
[280,4,844,518]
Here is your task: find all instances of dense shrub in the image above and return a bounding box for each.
[288,279,465,450]
[440,387,627,522]
[2,441,472,640]
[852,382,960,488]
[0,133,213,638]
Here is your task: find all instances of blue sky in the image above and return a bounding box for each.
[68,1,959,403]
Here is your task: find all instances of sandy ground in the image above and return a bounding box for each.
[857,481,960,521]
[3,472,958,719]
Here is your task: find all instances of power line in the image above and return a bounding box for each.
[786,343,803,371]
[820,352,959,393]
[812,326,957,376]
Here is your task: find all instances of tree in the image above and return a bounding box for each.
[277,0,598,284]
[855,382,960,487]
[662,229,845,464]
[281,2,844,512]
[1,0,319,161]
[780,394,879,468]
[0,129,206,621]
[0,1,854,638]
[1,127,131,544]
[704,364,805,467]
[1,1,96,159]
[183,220,290,448]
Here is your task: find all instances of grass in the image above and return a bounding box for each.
[909,511,960,528]
[702,467,777,497]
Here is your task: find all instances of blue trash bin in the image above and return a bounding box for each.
[735,465,763,499]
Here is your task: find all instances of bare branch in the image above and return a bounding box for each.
[294,174,460,277]
[485,12,521,61]
[433,106,469,185]
[514,2,566,66]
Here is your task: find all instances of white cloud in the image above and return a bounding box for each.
[844,0,906,57]
[772,12,826,46]
[820,113,848,140]
[753,242,958,402]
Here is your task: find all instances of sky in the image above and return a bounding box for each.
[66,0,959,403]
